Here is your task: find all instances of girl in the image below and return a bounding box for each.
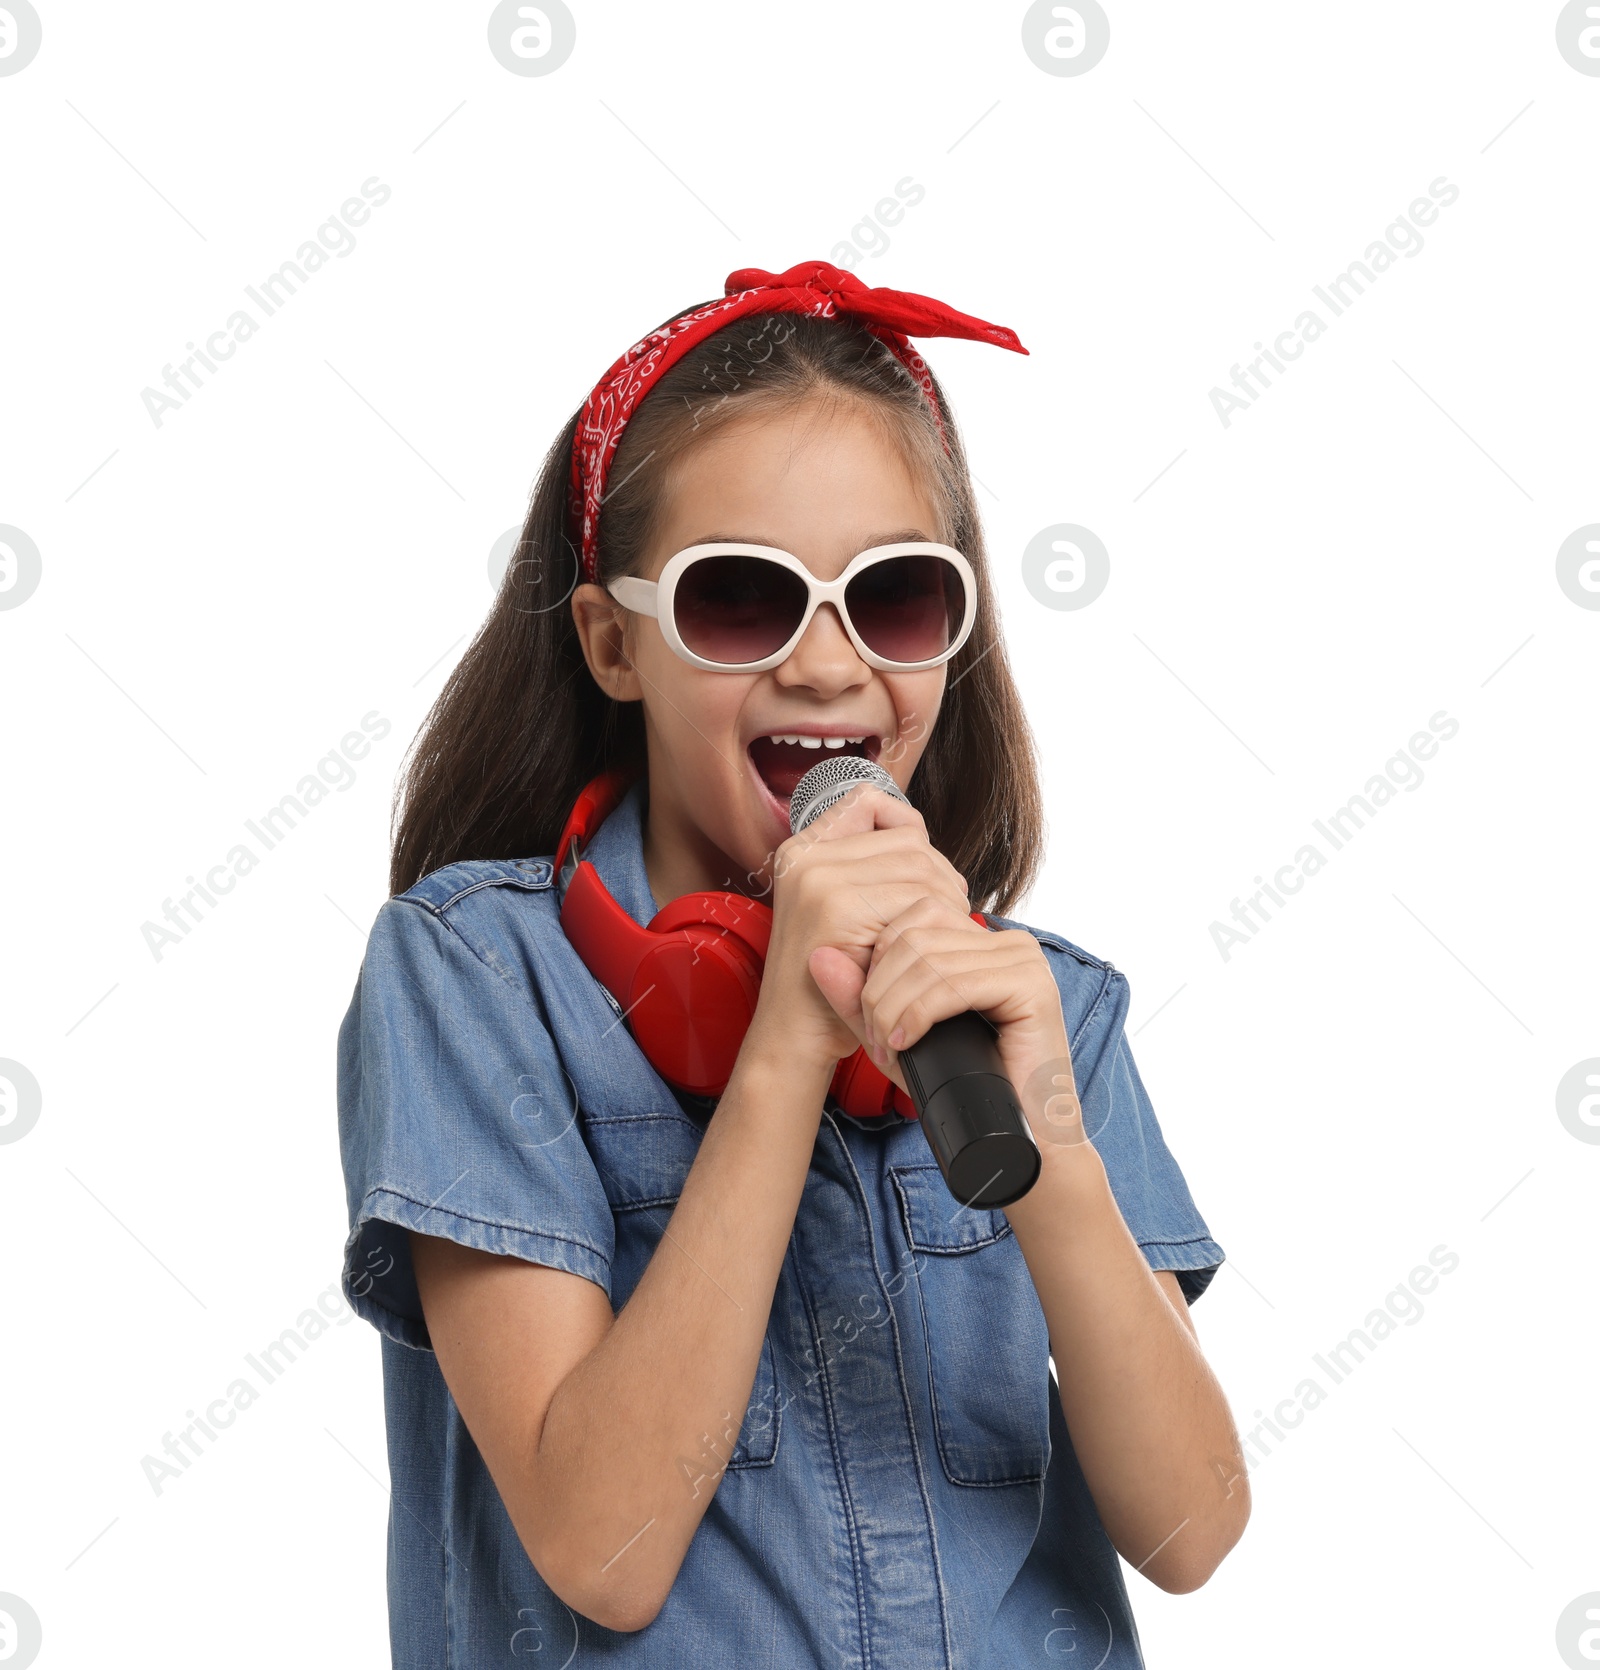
[338,260,1249,1667]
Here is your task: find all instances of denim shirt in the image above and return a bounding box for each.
[337,779,1224,1668]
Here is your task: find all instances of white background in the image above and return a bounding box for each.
[2,3,1596,1666]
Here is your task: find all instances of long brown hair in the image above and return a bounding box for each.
[388,306,1045,913]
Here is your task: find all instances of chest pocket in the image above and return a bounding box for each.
[890,1162,1051,1487]
[580,1106,781,1472]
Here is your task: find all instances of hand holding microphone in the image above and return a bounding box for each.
[781,755,1043,1209]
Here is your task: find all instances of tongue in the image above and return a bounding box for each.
[750,738,862,803]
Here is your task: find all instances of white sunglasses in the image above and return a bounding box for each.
[606,541,978,673]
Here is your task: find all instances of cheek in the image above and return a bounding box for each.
[882,673,946,773]
[641,655,746,772]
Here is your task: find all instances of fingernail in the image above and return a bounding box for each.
[889,1026,905,1049]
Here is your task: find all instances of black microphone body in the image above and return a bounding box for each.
[788,756,1040,1209]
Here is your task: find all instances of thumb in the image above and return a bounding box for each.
[807,945,867,1038]
[808,945,908,1094]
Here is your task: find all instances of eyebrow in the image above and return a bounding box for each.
[683,528,933,550]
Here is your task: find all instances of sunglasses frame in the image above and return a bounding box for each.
[606,541,979,673]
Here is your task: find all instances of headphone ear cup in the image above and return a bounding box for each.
[628,926,766,1097]
[649,891,773,963]
[831,1048,907,1120]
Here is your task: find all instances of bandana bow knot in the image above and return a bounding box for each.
[567,260,1027,583]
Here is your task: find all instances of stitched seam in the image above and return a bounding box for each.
[999,916,1112,969]
[597,1202,778,1476]
[1070,963,1121,1057]
[363,1187,610,1268]
[583,1111,702,1134]
[890,1168,1011,1253]
[441,1415,457,1670]
[582,1116,717,1216]
[723,1332,781,1472]
[408,865,554,912]
[791,1242,873,1669]
[389,894,555,1010]
[826,1120,956,1669]
[889,1168,1046,1488]
[907,1231,1045,1489]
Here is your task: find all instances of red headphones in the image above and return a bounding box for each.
[556,769,937,1120]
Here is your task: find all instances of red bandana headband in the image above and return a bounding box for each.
[567,259,1029,583]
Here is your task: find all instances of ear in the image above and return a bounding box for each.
[571,582,643,702]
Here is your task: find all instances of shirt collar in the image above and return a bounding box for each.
[581,775,661,932]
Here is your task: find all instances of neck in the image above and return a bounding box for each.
[639,766,753,910]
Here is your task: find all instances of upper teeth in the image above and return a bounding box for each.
[768,734,865,748]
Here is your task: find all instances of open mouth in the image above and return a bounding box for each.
[747,732,881,818]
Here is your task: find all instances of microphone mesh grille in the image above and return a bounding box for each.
[788,754,910,835]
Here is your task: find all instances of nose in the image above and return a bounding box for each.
[773,600,869,695]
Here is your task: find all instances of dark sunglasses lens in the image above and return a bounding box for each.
[845,556,965,664]
[674,555,810,664]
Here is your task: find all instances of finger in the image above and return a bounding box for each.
[866,896,987,975]
[833,883,974,965]
[865,914,990,1001]
[865,962,970,1063]
[808,829,967,899]
[862,927,995,1046]
[782,815,965,910]
[798,850,971,929]
[869,942,1045,1054]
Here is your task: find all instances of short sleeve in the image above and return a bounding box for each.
[1053,955,1225,1304]
[336,896,616,1349]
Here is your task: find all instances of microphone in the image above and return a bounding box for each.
[789,756,1040,1209]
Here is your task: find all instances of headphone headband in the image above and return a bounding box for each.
[555,767,637,892]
